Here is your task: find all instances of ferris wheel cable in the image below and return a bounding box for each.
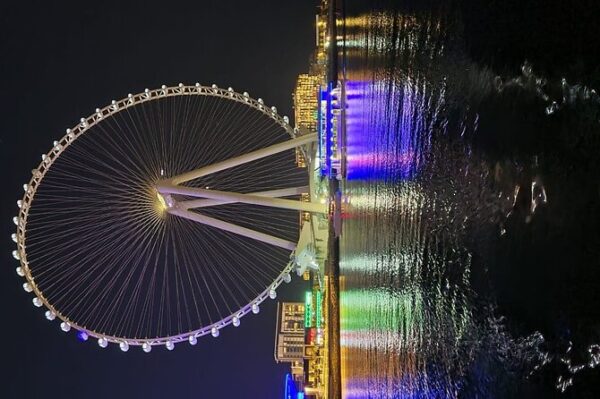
[18,84,305,344]
[26,201,160,254]
[203,206,301,237]
[210,152,303,191]
[38,213,162,312]
[188,222,270,302]
[86,117,156,183]
[169,225,212,329]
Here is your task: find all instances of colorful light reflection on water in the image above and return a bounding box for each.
[338,1,600,397]
[337,4,546,398]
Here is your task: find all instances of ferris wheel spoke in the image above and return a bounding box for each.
[17,84,309,346]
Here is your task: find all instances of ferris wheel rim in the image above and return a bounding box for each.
[13,83,300,347]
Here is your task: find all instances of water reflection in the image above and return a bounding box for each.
[339,2,600,398]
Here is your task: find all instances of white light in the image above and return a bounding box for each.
[188,335,197,345]
[211,84,217,89]
[283,273,292,283]
[195,83,200,87]
[271,106,277,113]
[283,116,289,124]
[23,282,33,292]
[16,267,24,277]
[165,340,174,351]
[41,154,47,160]
[211,327,219,338]
[243,92,249,97]
[98,338,108,348]
[60,322,71,332]
[251,303,260,314]
[232,316,240,327]
[161,85,166,89]
[142,343,152,353]
[13,216,19,225]
[228,87,233,92]
[269,289,277,300]
[53,141,58,146]
[178,83,183,88]
[17,200,22,208]
[258,98,264,104]
[119,341,129,352]
[32,297,43,307]
[45,310,56,320]
[12,250,20,260]
[23,184,28,192]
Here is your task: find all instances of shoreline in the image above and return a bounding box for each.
[326,0,342,398]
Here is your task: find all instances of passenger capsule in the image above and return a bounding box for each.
[77,331,89,341]
[98,337,108,348]
[232,316,240,327]
[119,341,129,352]
[32,297,43,307]
[251,303,260,314]
[188,335,197,345]
[165,341,174,351]
[16,267,25,277]
[60,322,71,332]
[45,310,56,321]
[142,342,152,353]
[23,282,33,292]
[211,327,219,338]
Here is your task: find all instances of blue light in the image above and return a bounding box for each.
[76,331,89,342]
[283,373,298,399]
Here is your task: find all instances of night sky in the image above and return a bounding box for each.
[0,2,316,398]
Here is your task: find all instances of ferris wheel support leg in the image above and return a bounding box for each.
[164,133,318,185]
[157,184,327,214]
[167,207,297,250]
[179,186,310,210]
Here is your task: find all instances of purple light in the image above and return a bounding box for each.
[77,331,89,342]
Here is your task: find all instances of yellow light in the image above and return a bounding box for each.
[155,189,167,212]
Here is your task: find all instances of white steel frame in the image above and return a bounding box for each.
[14,84,324,349]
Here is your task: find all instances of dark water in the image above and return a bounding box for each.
[338,1,600,397]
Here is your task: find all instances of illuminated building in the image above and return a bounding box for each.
[293,74,321,167]
[275,302,306,388]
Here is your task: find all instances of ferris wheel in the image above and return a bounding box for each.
[11,83,324,352]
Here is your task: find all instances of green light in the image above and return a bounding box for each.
[316,291,323,329]
[304,291,313,328]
